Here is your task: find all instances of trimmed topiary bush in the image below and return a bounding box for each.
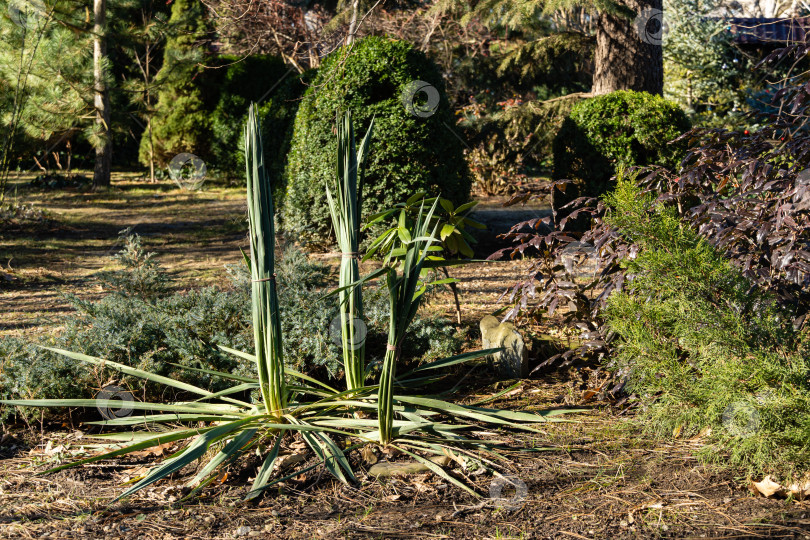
[282,36,471,246]
[551,90,690,229]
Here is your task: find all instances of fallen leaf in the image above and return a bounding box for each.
[787,472,810,500]
[581,389,598,402]
[692,426,712,440]
[361,446,378,466]
[381,446,403,460]
[751,475,783,498]
[275,451,307,471]
[132,441,174,458]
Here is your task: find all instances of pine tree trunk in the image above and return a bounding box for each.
[93,0,112,188]
[592,0,663,95]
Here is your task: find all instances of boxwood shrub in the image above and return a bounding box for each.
[551,91,690,229]
[281,36,471,246]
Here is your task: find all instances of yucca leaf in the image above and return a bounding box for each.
[0,399,246,415]
[40,427,220,475]
[245,435,283,500]
[188,428,258,487]
[40,347,220,399]
[85,413,243,426]
[291,418,348,485]
[169,361,259,384]
[115,417,258,501]
[399,348,502,377]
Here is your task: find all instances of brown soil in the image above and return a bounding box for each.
[1,177,808,539]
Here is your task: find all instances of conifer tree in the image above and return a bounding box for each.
[115,0,172,182]
[0,0,95,179]
[138,0,210,168]
[93,0,112,188]
[0,0,126,191]
[663,0,753,126]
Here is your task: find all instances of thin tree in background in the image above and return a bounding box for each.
[139,0,210,169]
[93,0,112,188]
[121,8,170,183]
[0,1,54,202]
[346,0,360,44]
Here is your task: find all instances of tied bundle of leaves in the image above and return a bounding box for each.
[377,199,441,445]
[245,103,286,417]
[325,111,373,392]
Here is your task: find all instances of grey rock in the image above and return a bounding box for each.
[367,456,451,477]
[480,315,528,379]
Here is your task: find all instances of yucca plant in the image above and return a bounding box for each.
[325,111,374,392]
[378,199,441,445]
[1,105,584,503]
[0,104,361,501]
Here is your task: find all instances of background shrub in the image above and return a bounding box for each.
[138,0,211,168]
[205,56,312,185]
[603,178,810,478]
[282,36,471,246]
[551,91,690,228]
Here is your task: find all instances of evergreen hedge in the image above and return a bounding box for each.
[206,55,312,187]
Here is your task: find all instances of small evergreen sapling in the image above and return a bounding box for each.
[604,178,810,478]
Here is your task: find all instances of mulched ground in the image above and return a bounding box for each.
[2,177,809,539]
[3,382,809,539]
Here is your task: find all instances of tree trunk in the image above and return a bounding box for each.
[346,0,360,45]
[592,0,663,95]
[93,0,112,189]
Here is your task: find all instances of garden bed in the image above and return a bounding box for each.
[1,177,808,538]
[2,382,808,539]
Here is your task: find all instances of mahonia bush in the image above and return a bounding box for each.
[282,36,471,246]
[604,178,810,478]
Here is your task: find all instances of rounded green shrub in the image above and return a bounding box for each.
[282,37,471,245]
[551,90,691,229]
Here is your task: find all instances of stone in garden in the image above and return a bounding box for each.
[367,455,451,477]
[479,315,528,379]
